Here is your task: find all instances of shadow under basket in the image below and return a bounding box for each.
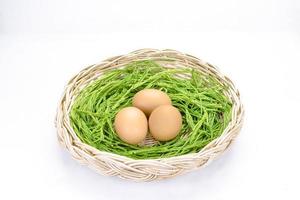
[55,49,244,181]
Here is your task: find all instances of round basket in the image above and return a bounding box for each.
[55,49,244,181]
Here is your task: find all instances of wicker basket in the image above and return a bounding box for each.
[55,49,244,181]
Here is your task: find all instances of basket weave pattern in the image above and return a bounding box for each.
[56,49,244,181]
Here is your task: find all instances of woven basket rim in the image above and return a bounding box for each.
[56,48,244,181]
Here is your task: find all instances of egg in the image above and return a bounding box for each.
[132,89,172,116]
[149,105,182,141]
[114,107,148,144]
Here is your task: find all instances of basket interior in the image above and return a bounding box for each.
[69,59,233,159]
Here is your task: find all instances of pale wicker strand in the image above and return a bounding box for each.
[55,49,244,181]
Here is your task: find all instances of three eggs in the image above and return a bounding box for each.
[114,89,182,144]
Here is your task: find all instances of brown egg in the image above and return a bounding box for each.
[114,107,148,145]
[132,89,172,116]
[149,105,182,141]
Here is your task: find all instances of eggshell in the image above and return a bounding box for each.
[149,105,182,141]
[132,89,172,116]
[114,107,148,144]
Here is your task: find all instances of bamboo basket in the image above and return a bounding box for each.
[55,49,244,181]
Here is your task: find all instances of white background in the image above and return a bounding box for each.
[1,0,300,199]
